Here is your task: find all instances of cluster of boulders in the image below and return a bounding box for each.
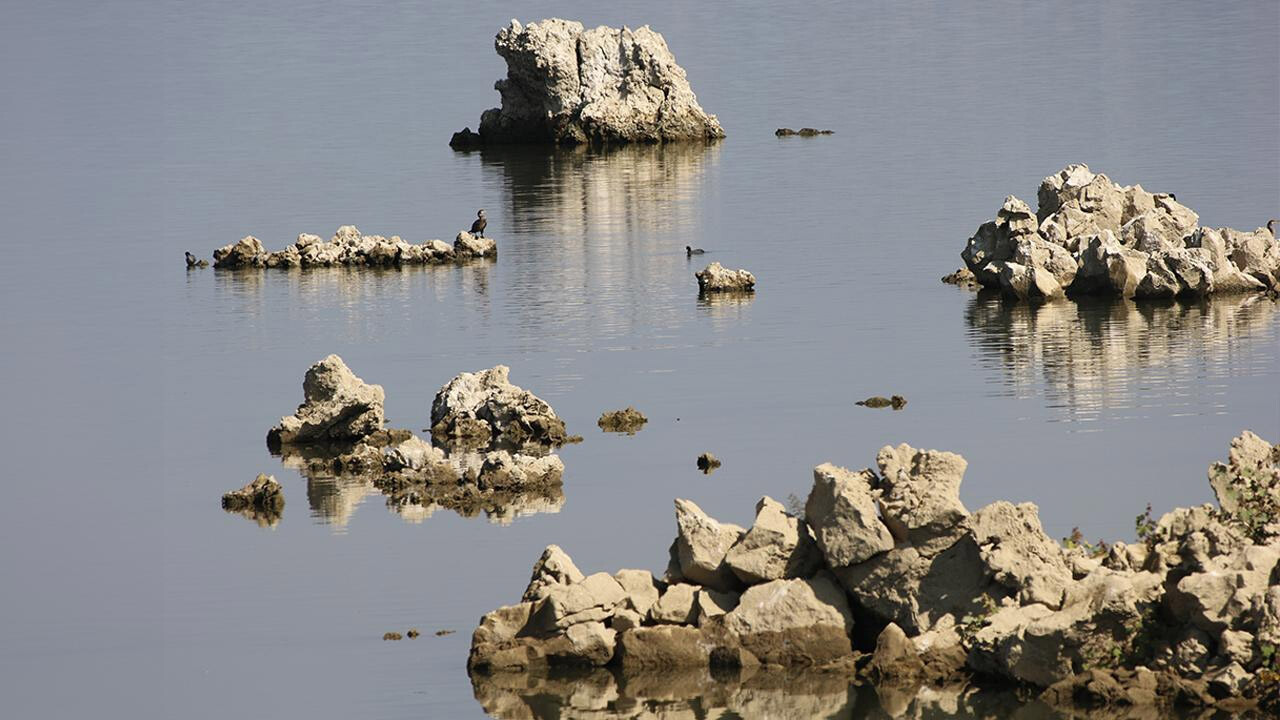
[450,19,724,148]
[956,164,1279,301]
[221,473,285,527]
[263,355,571,522]
[468,431,1280,713]
[210,226,496,269]
[696,262,756,293]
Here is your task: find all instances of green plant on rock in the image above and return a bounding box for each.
[1134,503,1157,544]
[957,595,998,644]
[1062,527,1109,558]
[1210,462,1279,543]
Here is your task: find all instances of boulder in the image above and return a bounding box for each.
[1070,231,1147,296]
[694,588,741,626]
[523,545,585,602]
[473,450,564,491]
[221,473,285,526]
[455,231,498,259]
[1187,228,1266,293]
[725,496,823,585]
[464,19,724,146]
[528,572,626,634]
[649,582,699,625]
[267,355,385,446]
[613,569,663,616]
[875,443,969,554]
[430,365,567,448]
[1012,235,1077,288]
[868,623,925,681]
[998,261,1065,302]
[673,499,745,592]
[1166,543,1280,633]
[695,262,756,293]
[965,502,1072,609]
[722,575,855,666]
[212,236,266,268]
[616,625,710,669]
[804,464,894,568]
[960,221,1012,287]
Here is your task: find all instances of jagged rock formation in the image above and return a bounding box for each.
[696,262,756,293]
[451,19,724,147]
[957,165,1280,301]
[430,366,569,449]
[468,432,1280,714]
[221,473,285,527]
[266,358,568,524]
[212,225,494,269]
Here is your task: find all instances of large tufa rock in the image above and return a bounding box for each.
[430,366,568,449]
[875,443,969,553]
[722,575,854,666]
[695,262,756,293]
[460,19,724,146]
[213,236,267,268]
[804,463,894,568]
[267,355,385,447]
[672,499,745,592]
[724,496,823,585]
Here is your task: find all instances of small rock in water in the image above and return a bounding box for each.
[406,629,420,638]
[221,473,285,526]
[776,127,834,136]
[856,395,907,410]
[941,267,978,288]
[696,453,722,473]
[695,262,756,293]
[383,632,403,641]
[435,629,455,637]
[598,407,648,434]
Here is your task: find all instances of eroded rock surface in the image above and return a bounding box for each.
[695,262,756,293]
[267,355,385,447]
[467,430,1280,714]
[597,406,647,434]
[430,366,568,450]
[454,19,724,147]
[956,164,1280,301]
[221,473,285,527]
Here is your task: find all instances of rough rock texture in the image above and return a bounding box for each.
[597,406,647,434]
[213,226,475,269]
[523,545,585,602]
[454,231,498,259]
[456,19,724,147]
[468,431,1280,714]
[430,366,568,449]
[221,473,285,527]
[955,164,1280,301]
[267,355,385,447]
[695,262,756,293]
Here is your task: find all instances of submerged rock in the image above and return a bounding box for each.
[267,355,385,447]
[597,407,648,434]
[856,395,906,410]
[430,366,568,449]
[221,473,285,526]
[775,128,834,137]
[955,164,1279,301]
[455,19,724,147]
[696,452,722,473]
[696,262,756,293]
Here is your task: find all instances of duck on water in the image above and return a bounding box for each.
[686,245,705,257]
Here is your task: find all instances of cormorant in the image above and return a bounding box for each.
[470,209,487,238]
[686,245,705,256]
[1268,219,1276,237]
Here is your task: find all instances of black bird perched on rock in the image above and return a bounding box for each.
[470,209,487,238]
[686,245,705,256]
[1268,219,1276,237]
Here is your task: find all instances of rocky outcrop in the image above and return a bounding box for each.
[221,473,285,527]
[453,19,724,147]
[695,262,756,293]
[467,431,1280,714]
[430,366,568,450]
[212,225,492,269]
[267,355,385,447]
[956,165,1280,301]
[597,407,647,434]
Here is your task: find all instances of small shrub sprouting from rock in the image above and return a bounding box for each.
[1062,527,1109,558]
[1207,438,1279,543]
[1134,503,1158,544]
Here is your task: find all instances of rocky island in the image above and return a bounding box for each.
[952,164,1279,302]
[210,225,496,269]
[467,432,1280,714]
[263,355,570,523]
[450,19,724,148]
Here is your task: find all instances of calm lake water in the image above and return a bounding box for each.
[1,1,1277,717]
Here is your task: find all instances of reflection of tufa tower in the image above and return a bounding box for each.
[965,293,1279,423]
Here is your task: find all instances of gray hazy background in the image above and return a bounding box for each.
[1,1,1277,717]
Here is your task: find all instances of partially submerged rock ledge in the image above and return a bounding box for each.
[211,226,496,269]
[451,19,724,147]
[957,164,1279,302]
[266,356,569,523]
[221,473,285,527]
[468,432,1280,714]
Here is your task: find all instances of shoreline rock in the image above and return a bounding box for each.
[212,225,496,269]
[696,262,756,293]
[956,165,1279,301]
[467,431,1280,714]
[452,19,724,147]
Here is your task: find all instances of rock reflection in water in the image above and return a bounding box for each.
[277,445,564,528]
[965,292,1279,425]
[471,667,1135,720]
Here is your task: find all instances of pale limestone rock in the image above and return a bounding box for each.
[613,569,663,616]
[875,443,969,554]
[430,365,567,448]
[966,501,1071,609]
[725,496,823,584]
[523,545,585,603]
[803,463,893,568]
[267,355,385,446]
[673,498,745,592]
[695,262,756,293]
[723,575,854,666]
[649,582,698,625]
[455,231,498,259]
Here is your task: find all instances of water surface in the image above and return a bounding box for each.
[1,1,1277,717]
